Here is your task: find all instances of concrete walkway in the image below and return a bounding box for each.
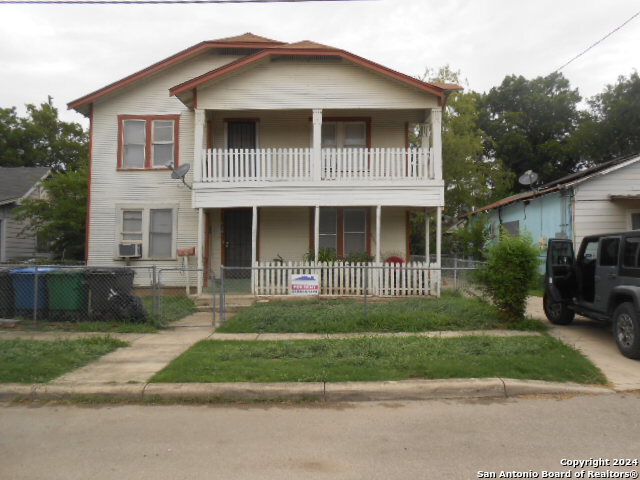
[526,296,640,391]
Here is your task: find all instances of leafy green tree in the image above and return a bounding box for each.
[478,72,582,189]
[0,96,87,171]
[573,71,640,163]
[14,165,88,261]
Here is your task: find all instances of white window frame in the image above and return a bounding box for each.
[626,210,640,230]
[115,204,178,260]
[151,120,175,168]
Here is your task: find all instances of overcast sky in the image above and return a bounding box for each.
[1,0,639,127]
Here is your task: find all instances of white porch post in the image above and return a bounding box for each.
[436,205,442,297]
[251,206,258,294]
[196,207,204,295]
[425,208,430,265]
[430,107,442,180]
[314,206,320,262]
[312,109,322,182]
[193,109,205,182]
[375,205,381,263]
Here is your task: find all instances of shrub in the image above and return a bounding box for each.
[475,232,540,321]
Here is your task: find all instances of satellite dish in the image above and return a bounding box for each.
[518,170,539,188]
[171,163,190,179]
[167,163,192,189]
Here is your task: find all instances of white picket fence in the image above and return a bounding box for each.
[253,261,438,296]
[201,147,433,182]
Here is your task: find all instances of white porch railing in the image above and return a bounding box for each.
[201,147,433,182]
[203,148,312,182]
[253,261,437,296]
[321,148,432,181]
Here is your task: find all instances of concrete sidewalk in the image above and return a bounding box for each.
[526,297,640,391]
[0,304,631,402]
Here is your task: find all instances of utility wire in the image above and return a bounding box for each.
[0,0,371,4]
[555,8,640,72]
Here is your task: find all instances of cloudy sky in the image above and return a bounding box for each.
[1,0,639,126]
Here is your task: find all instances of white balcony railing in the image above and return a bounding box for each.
[200,147,433,183]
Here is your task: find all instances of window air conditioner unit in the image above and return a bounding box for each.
[118,243,142,258]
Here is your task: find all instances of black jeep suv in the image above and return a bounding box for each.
[544,231,640,359]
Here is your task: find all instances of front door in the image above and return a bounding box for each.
[594,236,621,312]
[223,209,252,277]
[546,238,575,303]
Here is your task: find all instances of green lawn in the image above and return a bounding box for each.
[216,293,546,333]
[0,336,129,383]
[151,335,605,385]
[142,295,197,324]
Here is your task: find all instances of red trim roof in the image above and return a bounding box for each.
[69,34,461,114]
[170,46,458,99]
[67,33,286,114]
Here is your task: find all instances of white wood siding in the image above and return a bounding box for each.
[198,60,439,110]
[0,204,37,261]
[372,207,408,260]
[573,160,640,246]
[88,53,241,272]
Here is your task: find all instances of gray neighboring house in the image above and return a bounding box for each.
[0,167,52,262]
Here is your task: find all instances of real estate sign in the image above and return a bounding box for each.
[291,274,319,296]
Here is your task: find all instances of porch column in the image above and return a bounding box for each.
[251,206,258,294]
[197,207,204,295]
[312,109,322,182]
[436,205,442,297]
[425,208,430,265]
[430,107,442,180]
[193,109,205,182]
[314,205,320,262]
[375,205,381,263]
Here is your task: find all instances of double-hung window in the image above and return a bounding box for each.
[118,206,176,259]
[321,121,367,149]
[317,207,368,256]
[119,115,179,169]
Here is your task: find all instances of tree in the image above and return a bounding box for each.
[13,165,88,261]
[573,71,640,163]
[478,72,582,189]
[0,96,87,171]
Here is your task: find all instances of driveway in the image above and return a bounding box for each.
[527,296,640,391]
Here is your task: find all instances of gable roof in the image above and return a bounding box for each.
[463,153,640,218]
[67,33,286,115]
[0,167,51,205]
[169,41,461,101]
[68,33,462,115]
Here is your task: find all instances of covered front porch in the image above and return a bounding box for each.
[195,205,442,296]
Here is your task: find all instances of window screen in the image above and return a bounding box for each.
[123,120,146,168]
[599,238,620,267]
[152,120,174,167]
[319,208,337,252]
[502,221,519,236]
[632,213,640,230]
[149,209,172,257]
[122,210,143,242]
[343,208,366,255]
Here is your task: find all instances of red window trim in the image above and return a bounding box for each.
[117,114,180,170]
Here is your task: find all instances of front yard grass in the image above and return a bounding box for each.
[216,292,546,333]
[151,335,605,385]
[0,337,129,383]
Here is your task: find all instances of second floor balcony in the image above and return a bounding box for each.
[199,146,435,183]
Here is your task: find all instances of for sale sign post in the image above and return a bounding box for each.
[291,274,319,296]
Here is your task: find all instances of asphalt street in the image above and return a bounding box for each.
[2,393,639,480]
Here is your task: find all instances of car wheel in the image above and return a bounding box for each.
[543,292,575,325]
[612,302,640,360]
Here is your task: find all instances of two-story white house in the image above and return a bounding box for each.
[68,33,459,295]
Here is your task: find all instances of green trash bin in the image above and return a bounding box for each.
[47,270,88,321]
